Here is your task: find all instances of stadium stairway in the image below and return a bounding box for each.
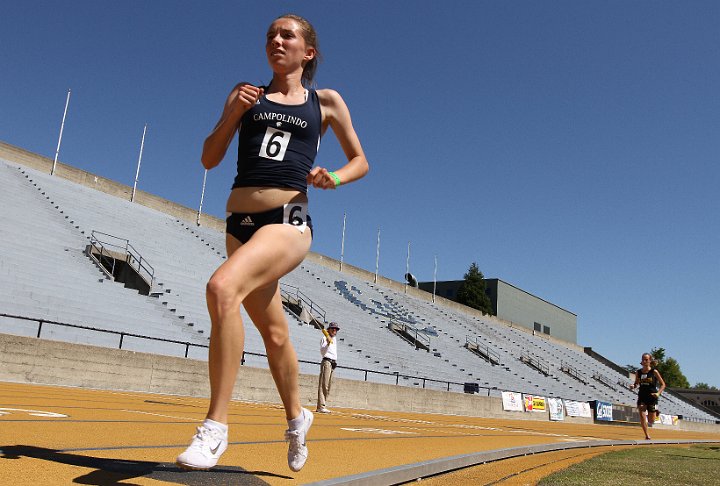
[0,161,209,357]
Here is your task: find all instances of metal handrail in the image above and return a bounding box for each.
[3,311,716,424]
[592,372,617,391]
[0,312,465,393]
[89,230,154,286]
[243,350,485,394]
[388,318,430,349]
[561,360,588,384]
[521,353,550,376]
[1,312,203,358]
[280,283,326,323]
[88,239,115,280]
[465,335,500,364]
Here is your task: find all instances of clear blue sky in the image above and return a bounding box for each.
[2,2,718,387]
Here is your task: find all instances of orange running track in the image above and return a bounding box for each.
[1,382,718,485]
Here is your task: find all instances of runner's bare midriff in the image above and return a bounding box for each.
[226,186,308,214]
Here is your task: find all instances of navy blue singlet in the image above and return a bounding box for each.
[637,368,659,393]
[232,89,322,193]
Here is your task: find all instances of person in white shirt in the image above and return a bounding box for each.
[316,322,339,413]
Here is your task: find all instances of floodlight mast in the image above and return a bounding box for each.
[405,241,411,293]
[433,255,437,303]
[339,212,347,272]
[374,228,380,283]
[51,89,72,176]
[131,124,147,202]
[197,169,208,226]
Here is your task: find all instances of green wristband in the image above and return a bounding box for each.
[328,171,342,187]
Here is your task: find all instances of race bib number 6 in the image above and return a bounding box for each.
[284,203,307,226]
[260,127,291,161]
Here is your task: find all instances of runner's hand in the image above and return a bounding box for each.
[235,84,264,111]
[307,167,336,190]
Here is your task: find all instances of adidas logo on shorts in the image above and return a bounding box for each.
[240,216,254,226]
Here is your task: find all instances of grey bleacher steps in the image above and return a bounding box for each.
[6,164,208,346]
[2,158,714,421]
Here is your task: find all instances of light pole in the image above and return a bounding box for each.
[51,89,71,176]
[197,169,208,225]
[131,124,147,202]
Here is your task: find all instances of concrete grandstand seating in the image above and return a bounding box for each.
[0,158,714,422]
[0,161,208,357]
[0,159,328,364]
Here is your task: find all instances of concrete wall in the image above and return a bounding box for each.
[6,334,718,432]
[6,333,718,432]
[0,333,591,424]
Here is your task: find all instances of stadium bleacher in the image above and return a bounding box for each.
[0,157,715,422]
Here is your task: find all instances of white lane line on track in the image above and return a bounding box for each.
[0,408,68,418]
[350,412,593,440]
[121,410,198,421]
[341,427,418,435]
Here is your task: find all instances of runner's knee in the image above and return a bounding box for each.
[260,325,291,350]
[206,273,244,315]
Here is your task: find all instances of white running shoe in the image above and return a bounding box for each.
[176,423,228,470]
[316,407,331,414]
[285,408,314,472]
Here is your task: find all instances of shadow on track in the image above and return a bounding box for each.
[1,445,291,485]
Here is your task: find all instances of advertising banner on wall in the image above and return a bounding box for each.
[565,400,592,418]
[594,400,613,422]
[548,398,565,421]
[501,391,524,412]
[659,413,678,426]
[531,396,547,412]
[523,394,534,412]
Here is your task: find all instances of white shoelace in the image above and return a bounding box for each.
[285,428,304,448]
[191,426,223,449]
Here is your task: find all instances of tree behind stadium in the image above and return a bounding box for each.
[456,262,495,316]
[650,347,690,388]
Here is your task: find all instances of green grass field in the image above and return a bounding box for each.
[538,444,720,485]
